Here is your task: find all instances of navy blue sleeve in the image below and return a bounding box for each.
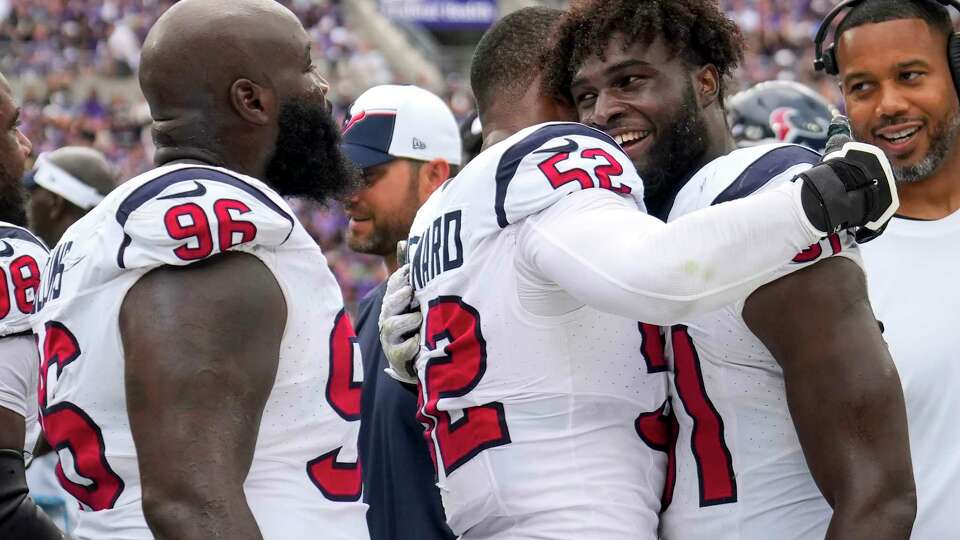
[711,145,820,205]
[356,283,455,540]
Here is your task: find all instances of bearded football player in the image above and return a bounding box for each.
[31,0,369,538]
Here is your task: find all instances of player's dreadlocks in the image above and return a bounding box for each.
[543,0,745,103]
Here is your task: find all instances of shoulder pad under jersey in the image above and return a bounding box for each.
[0,224,48,336]
[112,166,296,270]
[487,122,646,228]
[670,144,820,219]
[671,143,855,271]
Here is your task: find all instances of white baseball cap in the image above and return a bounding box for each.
[341,85,462,170]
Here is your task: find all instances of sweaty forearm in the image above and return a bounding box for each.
[524,182,821,324]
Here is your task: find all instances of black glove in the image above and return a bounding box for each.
[796,116,898,242]
[0,449,65,540]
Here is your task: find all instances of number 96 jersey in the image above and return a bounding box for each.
[406,123,669,540]
[32,164,369,540]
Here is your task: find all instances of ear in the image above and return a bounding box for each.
[416,159,450,204]
[694,64,722,108]
[230,78,274,126]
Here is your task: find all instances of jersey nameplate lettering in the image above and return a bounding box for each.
[35,241,72,313]
[410,210,464,292]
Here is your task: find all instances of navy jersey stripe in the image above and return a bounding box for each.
[0,226,49,252]
[114,167,295,268]
[711,145,820,206]
[494,123,620,228]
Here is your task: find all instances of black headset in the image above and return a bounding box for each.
[814,0,960,95]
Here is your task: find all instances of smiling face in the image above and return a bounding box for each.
[838,18,960,183]
[570,34,710,198]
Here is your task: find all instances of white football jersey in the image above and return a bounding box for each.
[860,213,960,538]
[406,122,669,540]
[0,222,47,451]
[659,145,861,540]
[32,164,369,540]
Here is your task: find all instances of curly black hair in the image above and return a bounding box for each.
[543,0,745,103]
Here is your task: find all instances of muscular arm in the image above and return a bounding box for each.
[519,184,822,324]
[121,252,286,540]
[0,336,64,539]
[743,257,916,539]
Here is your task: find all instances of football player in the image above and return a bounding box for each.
[379,6,900,540]
[728,80,839,152]
[830,0,960,536]
[23,147,117,533]
[25,146,116,247]
[0,71,64,539]
[31,1,369,539]
[542,1,916,539]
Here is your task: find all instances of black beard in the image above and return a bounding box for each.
[0,161,27,226]
[638,82,709,210]
[264,96,361,204]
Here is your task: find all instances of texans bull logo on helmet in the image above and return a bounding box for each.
[727,80,839,153]
[769,106,830,148]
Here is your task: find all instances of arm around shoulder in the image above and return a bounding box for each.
[518,183,822,324]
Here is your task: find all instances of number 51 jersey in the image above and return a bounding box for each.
[406,122,669,540]
[33,164,369,540]
[659,144,861,540]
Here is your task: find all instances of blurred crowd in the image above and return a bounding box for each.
[0,0,856,310]
[721,0,842,103]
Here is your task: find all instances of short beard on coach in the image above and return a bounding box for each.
[869,111,960,184]
[265,94,361,203]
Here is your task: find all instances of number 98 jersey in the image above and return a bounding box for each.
[406,123,669,540]
[32,164,369,540]
[0,223,48,452]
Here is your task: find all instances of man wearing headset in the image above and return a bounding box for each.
[818,0,960,536]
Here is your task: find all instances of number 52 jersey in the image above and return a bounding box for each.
[33,164,369,540]
[406,122,669,540]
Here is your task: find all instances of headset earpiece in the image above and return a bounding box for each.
[814,0,861,75]
[948,31,960,98]
[816,0,960,101]
[821,44,840,76]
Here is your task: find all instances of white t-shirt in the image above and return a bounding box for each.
[860,212,960,539]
